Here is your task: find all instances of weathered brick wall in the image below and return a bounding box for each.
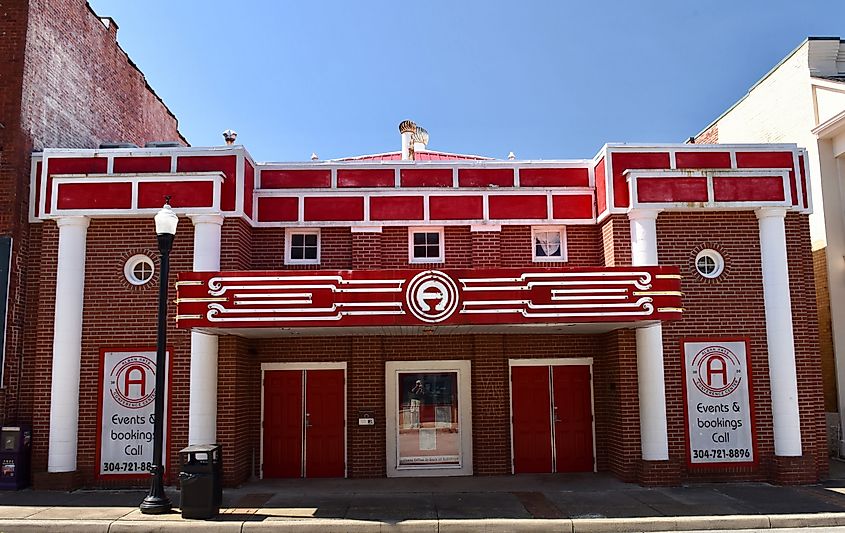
[5,0,183,435]
[694,124,719,144]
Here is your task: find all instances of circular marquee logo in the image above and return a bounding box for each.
[691,345,742,398]
[405,270,460,323]
[109,355,156,409]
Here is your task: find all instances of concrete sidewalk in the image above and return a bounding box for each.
[3,472,845,532]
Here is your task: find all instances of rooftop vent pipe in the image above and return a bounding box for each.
[223,129,238,145]
[399,120,429,160]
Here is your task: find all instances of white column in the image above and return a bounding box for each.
[628,209,669,461]
[757,207,802,456]
[188,214,223,446]
[47,216,89,472]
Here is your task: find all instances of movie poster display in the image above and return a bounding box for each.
[97,349,170,478]
[683,340,755,466]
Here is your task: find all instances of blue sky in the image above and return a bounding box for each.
[89,1,845,162]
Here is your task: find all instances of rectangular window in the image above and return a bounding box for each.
[532,226,566,262]
[285,229,320,265]
[397,371,460,467]
[409,228,444,263]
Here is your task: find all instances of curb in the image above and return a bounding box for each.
[1,513,845,532]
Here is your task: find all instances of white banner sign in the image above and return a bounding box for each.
[683,341,754,465]
[99,350,169,476]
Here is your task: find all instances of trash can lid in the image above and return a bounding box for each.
[179,444,220,454]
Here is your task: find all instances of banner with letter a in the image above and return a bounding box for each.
[682,339,756,468]
[96,348,171,479]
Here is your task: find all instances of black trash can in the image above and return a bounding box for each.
[0,425,31,490]
[178,444,222,519]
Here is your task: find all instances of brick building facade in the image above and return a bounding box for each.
[0,0,183,462]
[23,124,828,489]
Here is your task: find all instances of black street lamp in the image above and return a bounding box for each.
[140,198,178,514]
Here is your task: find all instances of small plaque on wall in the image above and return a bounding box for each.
[682,339,756,467]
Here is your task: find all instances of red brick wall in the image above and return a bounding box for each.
[5,0,183,438]
[30,219,194,487]
[657,211,826,482]
[694,124,719,144]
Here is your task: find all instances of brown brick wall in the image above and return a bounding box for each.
[814,247,837,412]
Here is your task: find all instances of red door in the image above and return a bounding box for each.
[511,365,593,474]
[511,366,553,473]
[304,369,345,477]
[263,370,303,477]
[263,369,344,478]
[552,365,594,472]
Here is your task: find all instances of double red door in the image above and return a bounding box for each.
[511,365,593,473]
[263,369,344,478]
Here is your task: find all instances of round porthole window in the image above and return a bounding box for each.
[695,249,724,279]
[124,254,155,286]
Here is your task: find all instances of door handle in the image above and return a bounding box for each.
[305,413,312,428]
[553,406,561,423]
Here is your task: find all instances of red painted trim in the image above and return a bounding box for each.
[113,156,171,174]
[57,182,132,210]
[488,195,547,220]
[680,337,758,471]
[369,196,424,221]
[137,181,214,209]
[458,168,514,187]
[244,161,255,219]
[611,152,670,209]
[176,155,237,211]
[712,177,784,202]
[637,178,709,203]
[34,161,42,218]
[735,151,796,206]
[798,154,808,210]
[303,197,364,221]
[429,196,483,220]
[95,347,174,482]
[551,194,593,219]
[674,152,732,169]
[519,168,590,187]
[260,169,331,189]
[46,157,109,214]
[595,158,607,215]
[337,169,394,188]
[400,168,453,187]
[257,197,298,222]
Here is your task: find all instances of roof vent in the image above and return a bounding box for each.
[222,129,238,145]
[311,152,319,161]
[507,151,516,160]
[399,120,429,160]
[99,142,139,149]
[145,141,181,148]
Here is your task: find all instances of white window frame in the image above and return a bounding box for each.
[408,227,445,264]
[695,249,724,279]
[285,228,321,265]
[385,359,473,477]
[124,254,155,286]
[531,226,567,262]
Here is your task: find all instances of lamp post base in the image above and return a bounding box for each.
[140,495,173,514]
[140,465,172,514]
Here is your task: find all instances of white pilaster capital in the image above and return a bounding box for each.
[351,226,383,233]
[55,216,90,229]
[755,207,788,220]
[189,214,224,227]
[627,208,662,221]
[470,224,501,232]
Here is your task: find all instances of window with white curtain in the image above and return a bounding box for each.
[532,226,567,262]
